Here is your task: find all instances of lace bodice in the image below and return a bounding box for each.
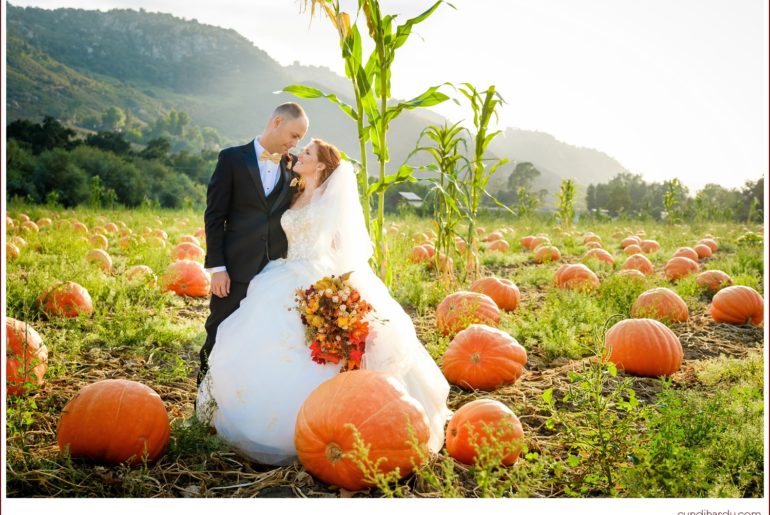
[281,204,319,261]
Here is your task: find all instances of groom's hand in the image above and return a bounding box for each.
[211,271,231,298]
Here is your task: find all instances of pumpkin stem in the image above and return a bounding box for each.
[325,442,344,463]
[470,352,481,363]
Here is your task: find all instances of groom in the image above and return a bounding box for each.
[200,102,309,384]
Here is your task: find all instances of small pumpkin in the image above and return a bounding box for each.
[621,254,655,275]
[486,239,510,253]
[161,260,211,297]
[445,399,524,466]
[469,277,520,311]
[409,245,432,264]
[38,281,94,318]
[171,242,206,262]
[710,285,763,325]
[693,243,712,259]
[582,248,615,266]
[554,263,600,291]
[520,235,535,250]
[6,318,48,396]
[57,379,170,465]
[89,234,109,250]
[533,245,561,264]
[583,234,602,245]
[178,234,201,246]
[442,324,527,390]
[624,244,643,256]
[436,291,501,337]
[125,265,158,287]
[86,249,113,273]
[484,231,504,242]
[604,318,683,377]
[639,239,660,253]
[616,269,646,282]
[620,236,641,248]
[698,238,718,252]
[695,270,733,293]
[672,247,699,262]
[7,242,21,260]
[295,370,430,491]
[664,256,699,281]
[631,287,689,323]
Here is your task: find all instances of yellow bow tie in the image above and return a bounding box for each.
[260,150,282,164]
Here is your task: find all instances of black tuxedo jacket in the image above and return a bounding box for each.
[204,141,298,284]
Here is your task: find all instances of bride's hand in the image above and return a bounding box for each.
[211,271,231,298]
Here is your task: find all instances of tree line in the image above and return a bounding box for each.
[6,116,215,209]
[586,172,763,223]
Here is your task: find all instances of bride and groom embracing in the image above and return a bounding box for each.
[196,102,451,466]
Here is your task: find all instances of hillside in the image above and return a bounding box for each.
[6,3,629,195]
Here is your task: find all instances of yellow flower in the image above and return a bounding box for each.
[337,316,349,329]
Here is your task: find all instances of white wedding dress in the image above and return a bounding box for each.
[197,164,451,466]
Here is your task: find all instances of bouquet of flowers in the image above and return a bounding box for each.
[294,271,374,372]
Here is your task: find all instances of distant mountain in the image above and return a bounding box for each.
[6,3,628,197]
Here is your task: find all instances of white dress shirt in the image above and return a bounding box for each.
[207,137,281,275]
[253,138,281,197]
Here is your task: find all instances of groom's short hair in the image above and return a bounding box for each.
[272,102,306,120]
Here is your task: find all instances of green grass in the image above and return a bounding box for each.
[4,204,765,498]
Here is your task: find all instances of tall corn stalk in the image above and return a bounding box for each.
[410,121,469,280]
[556,178,576,228]
[289,0,450,283]
[458,83,509,279]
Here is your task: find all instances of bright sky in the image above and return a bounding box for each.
[6,0,769,193]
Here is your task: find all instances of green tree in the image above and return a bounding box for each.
[101,106,127,132]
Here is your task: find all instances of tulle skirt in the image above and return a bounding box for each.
[197,258,452,465]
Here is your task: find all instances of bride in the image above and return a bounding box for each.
[197,138,451,466]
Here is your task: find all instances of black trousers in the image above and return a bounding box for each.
[198,280,248,385]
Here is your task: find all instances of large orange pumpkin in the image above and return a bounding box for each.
[57,379,170,465]
[554,263,600,291]
[445,399,524,466]
[695,270,733,293]
[710,286,764,325]
[441,324,527,390]
[6,318,48,396]
[436,291,501,336]
[469,277,520,311]
[295,370,430,491]
[621,254,655,275]
[161,260,211,297]
[631,287,689,323]
[37,282,94,318]
[664,256,699,281]
[604,318,683,377]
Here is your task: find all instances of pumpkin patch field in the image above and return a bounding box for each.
[4,205,765,498]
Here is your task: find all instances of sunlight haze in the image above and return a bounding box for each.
[6,0,768,194]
